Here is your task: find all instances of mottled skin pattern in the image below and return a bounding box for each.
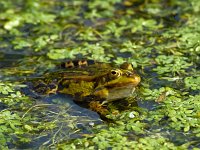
[29,60,141,115]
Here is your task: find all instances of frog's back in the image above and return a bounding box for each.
[25,60,140,102]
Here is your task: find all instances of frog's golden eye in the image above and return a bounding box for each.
[110,69,122,78]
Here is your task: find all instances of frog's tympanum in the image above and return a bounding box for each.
[28,60,141,115]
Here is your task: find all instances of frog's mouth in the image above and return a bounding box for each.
[106,84,136,101]
[93,84,136,102]
[93,74,141,101]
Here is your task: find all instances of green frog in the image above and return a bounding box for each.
[28,60,141,115]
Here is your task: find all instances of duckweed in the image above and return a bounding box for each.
[0,0,199,149]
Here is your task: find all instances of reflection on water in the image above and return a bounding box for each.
[46,93,102,121]
[15,94,103,149]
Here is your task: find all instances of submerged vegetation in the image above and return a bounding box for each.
[0,0,200,149]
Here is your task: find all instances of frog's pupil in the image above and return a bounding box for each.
[111,71,116,75]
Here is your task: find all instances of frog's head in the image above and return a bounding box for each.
[93,63,141,101]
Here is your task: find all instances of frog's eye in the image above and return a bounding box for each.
[110,69,122,78]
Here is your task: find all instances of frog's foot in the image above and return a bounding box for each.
[89,101,109,115]
[46,83,58,95]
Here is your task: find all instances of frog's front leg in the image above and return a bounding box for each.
[89,101,109,116]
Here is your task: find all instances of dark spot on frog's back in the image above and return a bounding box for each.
[60,60,96,68]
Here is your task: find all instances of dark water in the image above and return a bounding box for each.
[0,52,24,68]
[14,94,103,149]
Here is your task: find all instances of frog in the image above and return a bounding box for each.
[27,60,141,115]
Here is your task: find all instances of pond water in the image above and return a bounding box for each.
[0,0,200,149]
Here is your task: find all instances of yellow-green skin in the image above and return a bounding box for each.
[32,62,141,103]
